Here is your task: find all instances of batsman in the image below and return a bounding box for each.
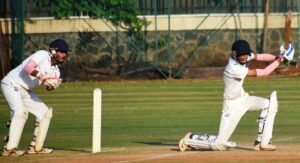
[179,39,295,151]
[0,39,70,156]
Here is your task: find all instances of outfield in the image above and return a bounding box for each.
[0,77,300,162]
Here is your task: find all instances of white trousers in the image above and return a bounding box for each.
[1,76,49,120]
[216,93,270,144]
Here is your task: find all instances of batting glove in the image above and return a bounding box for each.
[246,52,255,62]
[280,42,295,61]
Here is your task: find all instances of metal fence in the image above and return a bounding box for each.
[138,0,296,15]
[1,0,299,79]
[0,0,297,18]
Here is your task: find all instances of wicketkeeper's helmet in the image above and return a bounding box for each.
[231,39,252,60]
[49,39,71,65]
[49,39,70,53]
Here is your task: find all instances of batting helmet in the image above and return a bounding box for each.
[231,40,252,60]
[49,39,70,52]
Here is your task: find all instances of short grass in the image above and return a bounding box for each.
[0,77,300,153]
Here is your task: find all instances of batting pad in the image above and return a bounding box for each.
[261,91,278,146]
[35,108,52,151]
[184,139,211,150]
[255,106,269,143]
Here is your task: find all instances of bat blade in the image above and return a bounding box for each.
[284,11,292,49]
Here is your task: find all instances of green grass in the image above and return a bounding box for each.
[0,77,300,151]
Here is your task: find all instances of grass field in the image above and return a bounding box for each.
[0,77,300,162]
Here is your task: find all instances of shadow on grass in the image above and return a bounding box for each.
[235,145,254,151]
[135,141,180,152]
[135,141,254,152]
[135,141,177,146]
[52,147,91,153]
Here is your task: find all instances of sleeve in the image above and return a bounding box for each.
[256,59,280,77]
[256,53,276,62]
[24,60,38,75]
[30,50,49,65]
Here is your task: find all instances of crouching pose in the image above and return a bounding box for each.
[0,39,70,156]
[179,40,294,152]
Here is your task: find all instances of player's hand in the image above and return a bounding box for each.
[280,42,295,61]
[275,54,284,62]
[246,53,255,62]
[44,85,55,91]
[43,78,62,91]
[36,71,52,84]
[36,69,60,85]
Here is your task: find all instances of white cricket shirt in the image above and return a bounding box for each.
[223,58,248,100]
[6,50,60,90]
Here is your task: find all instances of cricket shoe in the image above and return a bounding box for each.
[27,145,53,154]
[1,148,25,156]
[178,132,193,152]
[253,141,276,151]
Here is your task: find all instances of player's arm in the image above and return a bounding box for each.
[254,53,276,61]
[24,60,39,77]
[247,56,283,77]
[24,59,47,82]
[247,53,276,62]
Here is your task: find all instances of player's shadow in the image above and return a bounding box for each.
[135,142,218,152]
[135,141,254,151]
[52,147,91,153]
[234,146,254,151]
[135,141,180,151]
[135,141,177,147]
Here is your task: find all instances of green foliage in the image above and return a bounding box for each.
[149,37,168,49]
[39,0,153,64]
[39,0,149,37]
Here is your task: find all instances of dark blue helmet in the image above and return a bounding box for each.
[231,40,252,60]
[49,39,70,65]
[49,39,70,53]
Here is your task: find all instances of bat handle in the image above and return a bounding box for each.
[284,42,290,50]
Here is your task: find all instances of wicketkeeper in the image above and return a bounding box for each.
[179,39,294,152]
[0,39,70,156]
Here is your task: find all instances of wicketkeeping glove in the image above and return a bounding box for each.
[43,78,62,89]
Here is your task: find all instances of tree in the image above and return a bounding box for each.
[39,0,148,39]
